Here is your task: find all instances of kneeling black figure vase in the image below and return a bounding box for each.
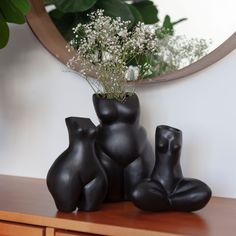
[93,93,155,202]
[47,117,108,212]
[131,125,212,212]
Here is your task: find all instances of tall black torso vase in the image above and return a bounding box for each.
[93,93,155,202]
[131,125,212,212]
[47,117,108,212]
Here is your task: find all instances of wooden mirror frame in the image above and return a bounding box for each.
[26,0,236,85]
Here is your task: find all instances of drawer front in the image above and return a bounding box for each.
[56,230,99,236]
[0,221,44,236]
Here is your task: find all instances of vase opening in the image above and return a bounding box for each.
[157,125,182,134]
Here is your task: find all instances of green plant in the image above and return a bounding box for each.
[0,0,30,49]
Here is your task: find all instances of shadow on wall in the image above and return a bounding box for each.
[0,24,44,141]
[0,23,37,76]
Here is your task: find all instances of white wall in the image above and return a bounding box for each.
[0,24,236,198]
[154,0,236,50]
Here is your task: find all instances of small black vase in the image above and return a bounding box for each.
[93,93,155,202]
[47,117,108,212]
[131,125,212,212]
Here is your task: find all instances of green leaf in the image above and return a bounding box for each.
[10,0,30,15]
[132,0,159,24]
[54,0,97,13]
[127,4,143,25]
[161,15,175,36]
[49,10,77,41]
[0,0,25,24]
[0,15,10,49]
[172,17,187,26]
[161,15,187,36]
[162,15,173,32]
[44,0,55,6]
[96,0,134,23]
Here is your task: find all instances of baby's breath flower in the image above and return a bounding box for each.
[125,66,139,81]
[67,10,209,100]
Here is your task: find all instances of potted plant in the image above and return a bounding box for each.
[67,10,161,201]
[0,0,30,49]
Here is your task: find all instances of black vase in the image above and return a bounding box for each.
[93,93,155,202]
[47,117,108,212]
[131,125,212,212]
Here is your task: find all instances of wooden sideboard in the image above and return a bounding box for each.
[0,175,236,236]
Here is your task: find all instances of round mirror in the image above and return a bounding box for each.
[27,0,236,84]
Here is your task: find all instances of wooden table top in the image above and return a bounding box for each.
[0,175,235,236]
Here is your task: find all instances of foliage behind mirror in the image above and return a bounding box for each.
[0,0,30,49]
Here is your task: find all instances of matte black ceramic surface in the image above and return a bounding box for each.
[131,125,212,212]
[47,117,108,212]
[93,94,155,202]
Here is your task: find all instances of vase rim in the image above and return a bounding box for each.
[65,117,96,129]
[156,125,182,134]
[93,93,137,100]
[65,117,92,122]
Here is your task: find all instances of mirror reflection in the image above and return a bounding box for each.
[44,0,236,80]
[154,0,236,51]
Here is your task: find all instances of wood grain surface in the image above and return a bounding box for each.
[56,230,98,236]
[0,175,236,236]
[0,221,44,236]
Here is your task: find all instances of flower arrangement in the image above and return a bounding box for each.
[67,10,162,100]
[67,10,208,101]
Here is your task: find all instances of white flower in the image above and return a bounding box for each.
[118,29,128,37]
[67,10,209,100]
[125,66,139,81]
[102,51,113,62]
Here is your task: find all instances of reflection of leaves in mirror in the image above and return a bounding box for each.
[161,15,187,36]
[0,0,30,49]
[96,0,135,23]
[129,0,159,24]
[45,0,183,42]
[53,0,97,13]
[48,10,90,41]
